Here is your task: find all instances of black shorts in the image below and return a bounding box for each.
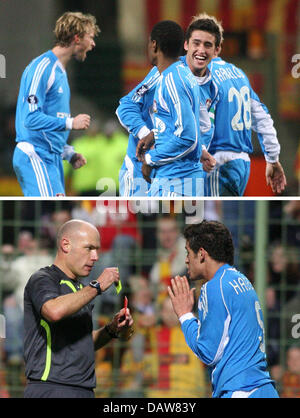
[24,380,95,398]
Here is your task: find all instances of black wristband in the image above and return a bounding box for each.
[105,324,119,339]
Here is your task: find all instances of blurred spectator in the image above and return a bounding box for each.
[130,276,155,321]
[40,208,72,248]
[284,201,300,247]
[118,276,156,398]
[222,201,255,270]
[265,287,281,369]
[268,242,300,304]
[0,244,18,299]
[2,231,53,397]
[149,215,186,304]
[145,298,207,398]
[11,232,53,308]
[280,346,300,398]
[0,105,16,176]
[204,200,222,221]
[64,118,127,196]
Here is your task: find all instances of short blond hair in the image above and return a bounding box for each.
[54,12,100,47]
[186,12,224,47]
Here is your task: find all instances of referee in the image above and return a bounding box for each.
[23,219,133,398]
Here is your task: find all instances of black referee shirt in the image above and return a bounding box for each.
[24,264,96,389]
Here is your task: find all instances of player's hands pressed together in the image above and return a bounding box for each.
[136,131,155,161]
[266,161,287,194]
[200,148,216,173]
[73,114,91,130]
[168,275,196,319]
[97,267,120,293]
[70,153,87,169]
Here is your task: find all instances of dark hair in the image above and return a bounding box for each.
[185,14,224,47]
[184,220,234,265]
[150,20,184,59]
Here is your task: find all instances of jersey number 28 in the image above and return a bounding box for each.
[228,86,251,131]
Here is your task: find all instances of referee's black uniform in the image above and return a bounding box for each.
[24,265,96,398]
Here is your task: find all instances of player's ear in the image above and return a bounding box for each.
[61,237,71,253]
[199,248,206,264]
[184,40,189,52]
[73,34,81,45]
[215,45,221,57]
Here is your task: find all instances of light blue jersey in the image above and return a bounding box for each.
[205,57,281,196]
[145,61,204,197]
[13,50,75,196]
[180,264,276,398]
[116,57,216,197]
[180,56,217,149]
[116,66,160,196]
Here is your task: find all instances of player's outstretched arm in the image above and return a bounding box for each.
[266,161,287,194]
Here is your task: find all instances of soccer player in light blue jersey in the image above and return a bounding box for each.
[142,21,204,197]
[13,12,100,196]
[201,15,286,196]
[117,16,218,197]
[116,67,160,196]
[168,220,279,398]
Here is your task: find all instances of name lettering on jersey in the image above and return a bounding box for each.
[57,112,70,119]
[291,54,300,79]
[229,276,254,295]
[214,66,244,84]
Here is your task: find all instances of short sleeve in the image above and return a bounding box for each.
[26,272,60,315]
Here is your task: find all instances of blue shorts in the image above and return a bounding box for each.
[205,159,250,197]
[149,176,204,197]
[119,169,149,197]
[221,383,279,398]
[13,142,65,197]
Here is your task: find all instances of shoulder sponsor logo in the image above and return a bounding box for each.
[136,84,149,97]
[27,94,38,104]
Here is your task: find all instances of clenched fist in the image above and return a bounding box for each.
[73,114,91,130]
[97,267,120,293]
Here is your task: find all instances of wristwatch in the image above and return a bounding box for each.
[89,280,102,295]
